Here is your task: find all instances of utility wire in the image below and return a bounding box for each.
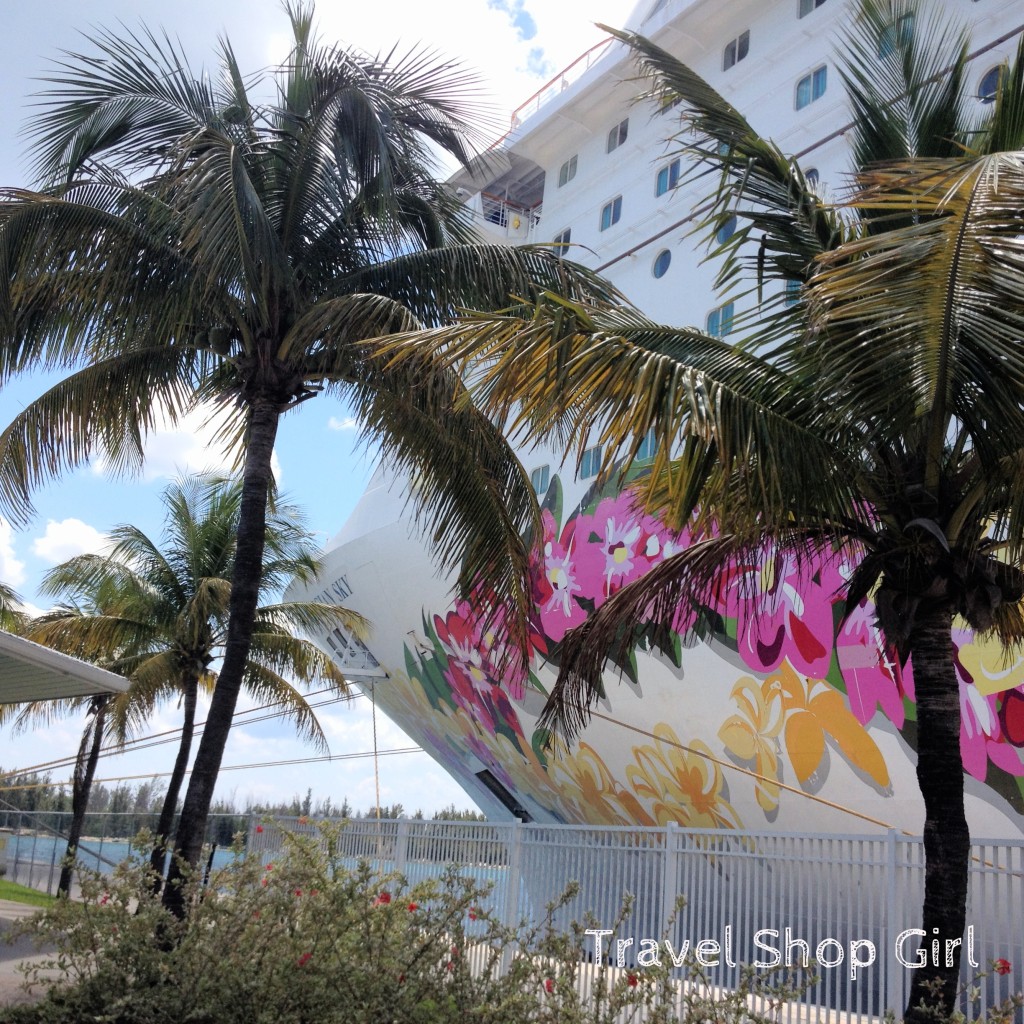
[1,687,366,781]
[0,746,423,792]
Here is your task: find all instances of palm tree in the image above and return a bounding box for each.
[15,474,358,895]
[380,4,1024,1018]
[0,2,613,909]
[0,581,23,632]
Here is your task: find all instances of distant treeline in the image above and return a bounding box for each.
[0,771,485,842]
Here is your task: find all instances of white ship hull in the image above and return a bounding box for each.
[290,457,1024,836]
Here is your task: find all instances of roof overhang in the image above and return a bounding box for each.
[0,631,129,704]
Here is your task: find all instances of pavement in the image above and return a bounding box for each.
[0,900,59,1009]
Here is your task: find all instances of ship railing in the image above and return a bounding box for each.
[462,191,541,242]
[508,37,616,133]
[250,816,1024,1024]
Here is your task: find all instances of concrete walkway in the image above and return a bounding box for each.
[0,900,58,1008]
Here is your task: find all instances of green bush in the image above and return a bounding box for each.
[0,826,816,1024]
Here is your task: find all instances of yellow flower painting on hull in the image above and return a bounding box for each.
[720,663,891,817]
[547,740,658,826]
[627,724,742,829]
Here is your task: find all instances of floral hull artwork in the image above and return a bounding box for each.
[314,470,1024,834]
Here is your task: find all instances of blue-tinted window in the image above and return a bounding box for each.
[607,119,629,153]
[652,249,672,278]
[796,65,827,109]
[784,279,801,307]
[553,228,571,256]
[798,0,827,16]
[706,301,735,338]
[637,428,657,461]
[581,445,603,479]
[530,465,550,495]
[723,31,750,71]
[716,214,738,244]
[656,159,682,196]
[600,196,622,231]
[805,167,820,187]
[558,155,578,187]
[979,66,1003,104]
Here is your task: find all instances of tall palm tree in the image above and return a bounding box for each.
[380,4,1024,1018]
[0,3,614,909]
[14,474,358,895]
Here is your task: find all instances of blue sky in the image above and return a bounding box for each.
[0,0,637,815]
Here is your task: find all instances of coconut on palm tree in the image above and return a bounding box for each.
[14,474,359,896]
[378,3,1024,1018]
[0,2,614,909]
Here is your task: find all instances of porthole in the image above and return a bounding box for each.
[653,249,672,278]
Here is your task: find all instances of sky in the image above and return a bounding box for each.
[0,0,638,816]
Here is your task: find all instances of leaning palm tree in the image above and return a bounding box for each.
[0,2,613,908]
[15,474,358,895]
[380,4,1024,1018]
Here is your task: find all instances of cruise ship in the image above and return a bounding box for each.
[290,0,1024,836]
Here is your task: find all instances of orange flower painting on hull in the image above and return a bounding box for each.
[627,724,742,830]
[548,741,657,826]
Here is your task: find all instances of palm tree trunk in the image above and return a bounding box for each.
[149,675,198,891]
[163,397,280,916]
[904,601,969,1023]
[58,696,108,898]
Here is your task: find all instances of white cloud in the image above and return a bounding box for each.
[31,518,109,565]
[0,518,26,588]
[328,416,358,432]
[269,1,636,149]
[89,403,282,487]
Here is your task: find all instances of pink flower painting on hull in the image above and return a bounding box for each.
[434,600,526,737]
[533,510,588,642]
[574,497,651,603]
[712,544,837,679]
[571,494,695,608]
[836,595,909,729]
[953,629,1024,780]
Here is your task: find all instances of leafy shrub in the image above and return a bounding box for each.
[0,825,669,1024]
[0,824,898,1024]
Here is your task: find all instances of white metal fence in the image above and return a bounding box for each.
[249,818,1024,1023]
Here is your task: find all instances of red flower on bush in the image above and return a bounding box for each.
[264,863,274,871]
[407,902,418,912]
[544,978,554,994]
[99,893,109,906]
[627,973,639,988]
[294,889,303,897]
[254,825,264,833]
[468,908,478,921]
[995,958,1012,976]
[296,952,312,968]
[373,891,392,906]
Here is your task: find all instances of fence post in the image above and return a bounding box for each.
[500,820,524,975]
[884,828,900,1015]
[395,818,409,877]
[661,821,679,942]
[503,819,523,930]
